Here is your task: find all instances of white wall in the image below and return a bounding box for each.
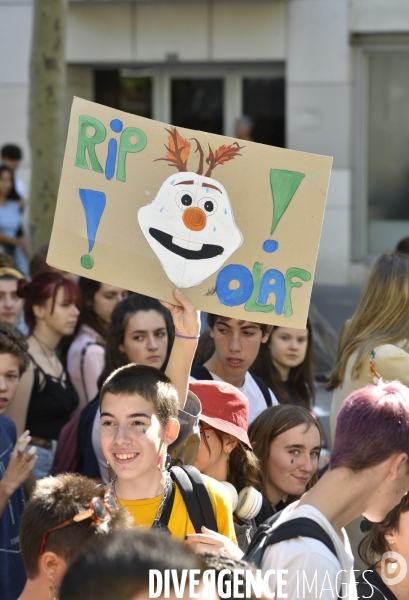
[285,0,352,284]
[66,1,286,63]
[351,0,409,32]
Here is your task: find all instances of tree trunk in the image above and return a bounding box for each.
[29,0,67,249]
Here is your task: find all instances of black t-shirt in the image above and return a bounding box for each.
[356,568,397,600]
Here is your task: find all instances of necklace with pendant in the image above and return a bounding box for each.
[33,334,66,388]
[111,472,173,529]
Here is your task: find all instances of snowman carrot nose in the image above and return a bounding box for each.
[183,207,207,231]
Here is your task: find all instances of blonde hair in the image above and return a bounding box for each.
[327,252,409,390]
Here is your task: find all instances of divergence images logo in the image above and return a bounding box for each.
[380,551,407,586]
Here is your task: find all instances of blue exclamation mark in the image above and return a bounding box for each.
[79,118,122,268]
[79,189,106,269]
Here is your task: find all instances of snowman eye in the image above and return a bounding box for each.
[175,190,194,210]
[198,197,218,216]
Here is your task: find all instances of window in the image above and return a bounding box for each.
[172,79,223,134]
[94,69,152,119]
[355,41,409,258]
[243,78,285,147]
[94,64,285,146]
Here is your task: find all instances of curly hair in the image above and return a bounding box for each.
[0,322,29,374]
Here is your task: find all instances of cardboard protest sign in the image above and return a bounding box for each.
[47,97,332,328]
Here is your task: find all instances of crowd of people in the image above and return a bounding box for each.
[1,241,409,599]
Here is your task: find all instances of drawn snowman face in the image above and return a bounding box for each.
[138,172,243,288]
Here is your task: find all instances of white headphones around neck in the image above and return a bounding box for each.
[220,482,263,521]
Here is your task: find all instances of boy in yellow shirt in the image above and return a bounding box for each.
[99,290,237,547]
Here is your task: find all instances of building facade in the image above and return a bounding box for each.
[1,0,408,285]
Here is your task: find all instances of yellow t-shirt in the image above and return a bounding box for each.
[119,473,237,544]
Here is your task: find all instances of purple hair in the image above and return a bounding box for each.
[330,381,409,470]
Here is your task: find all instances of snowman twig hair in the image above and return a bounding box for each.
[155,127,191,172]
[156,127,244,176]
[205,142,244,178]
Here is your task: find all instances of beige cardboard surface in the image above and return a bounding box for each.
[47,97,332,328]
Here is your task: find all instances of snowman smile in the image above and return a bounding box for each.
[149,228,224,260]
[172,237,203,251]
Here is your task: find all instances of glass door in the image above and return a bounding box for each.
[366,52,409,255]
[94,68,153,119]
[94,64,285,146]
[242,77,285,146]
[171,78,223,134]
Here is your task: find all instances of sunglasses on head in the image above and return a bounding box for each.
[39,489,117,555]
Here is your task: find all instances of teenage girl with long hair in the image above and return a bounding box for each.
[5,272,81,478]
[328,252,409,441]
[67,278,127,410]
[249,405,321,518]
[251,323,314,409]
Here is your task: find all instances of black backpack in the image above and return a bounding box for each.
[159,465,218,533]
[191,364,272,408]
[244,511,341,598]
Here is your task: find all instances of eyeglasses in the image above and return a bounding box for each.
[39,490,118,555]
[199,426,213,434]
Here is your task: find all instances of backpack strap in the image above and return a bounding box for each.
[181,465,218,533]
[245,512,338,564]
[244,510,283,564]
[266,517,338,558]
[170,465,218,533]
[190,364,214,381]
[266,518,340,600]
[251,374,272,407]
[244,514,341,598]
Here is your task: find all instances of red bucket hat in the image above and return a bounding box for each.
[189,380,252,449]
